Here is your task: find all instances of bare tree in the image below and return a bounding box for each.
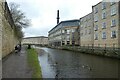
[9,2,31,40]
[9,2,30,28]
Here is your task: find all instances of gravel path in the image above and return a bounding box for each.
[2,46,32,78]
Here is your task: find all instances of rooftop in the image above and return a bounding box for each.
[23,36,48,39]
[49,19,79,33]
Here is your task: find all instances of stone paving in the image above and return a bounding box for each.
[2,46,32,78]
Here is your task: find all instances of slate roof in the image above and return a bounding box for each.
[49,19,80,33]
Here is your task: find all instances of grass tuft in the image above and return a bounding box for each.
[27,48,42,78]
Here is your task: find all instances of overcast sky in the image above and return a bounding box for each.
[7,0,101,37]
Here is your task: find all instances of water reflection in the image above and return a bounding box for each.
[38,50,55,78]
[38,47,120,78]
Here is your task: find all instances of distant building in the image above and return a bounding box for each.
[48,19,80,46]
[80,12,94,47]
[22,36,48,46]
[93,1,120,48]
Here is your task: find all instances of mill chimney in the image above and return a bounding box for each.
[57,10,60,24]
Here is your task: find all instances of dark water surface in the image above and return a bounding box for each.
[37,47,120,78]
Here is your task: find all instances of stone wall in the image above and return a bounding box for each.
[0,1,2,60]
[93,2,120,48]
[1,2,19,58]
[80,13,94,47]
[0,1,3,79]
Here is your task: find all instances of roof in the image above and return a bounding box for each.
[49,19,80,33]
[23,36,48,39]
[92,1,102,7]
[80,12,93,20]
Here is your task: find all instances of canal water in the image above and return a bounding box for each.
[37,47,120,78]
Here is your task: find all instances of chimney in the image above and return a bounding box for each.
[57,10,60,24]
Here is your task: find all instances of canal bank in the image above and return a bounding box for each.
[27,48,42,78]
[48,46,120,59]
[36,47,120,78]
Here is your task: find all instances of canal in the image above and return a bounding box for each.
[36,47,120,78]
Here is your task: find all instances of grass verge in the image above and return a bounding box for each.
[27,48,42,78]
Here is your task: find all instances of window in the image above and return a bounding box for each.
[62,36,65,40]
[94,15,98,22]
[67,36,70,40]
[84,30,87,35]
[102,2,106,10]
[65,29,67,33]
[111,5,117,16]
[102,32,106,39]
[111,2,115,5]
[95,33,98,40]
[72,41,75,45]
[94,7,98,13]
[62,41,65,45]
[72,33,74,39]
[85,23,87,28]
[111,31,116,38]
[102,12,106,19]
[111,19,116,27]
[102,22,106,29]
[81,33,83,36]
[81,25,83,30]
[67,30,70,34]
[88,29,91,34]
[94,25,98,31]
[67,41,70,45]
[71,29,75,33]
[88,22,91,27]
